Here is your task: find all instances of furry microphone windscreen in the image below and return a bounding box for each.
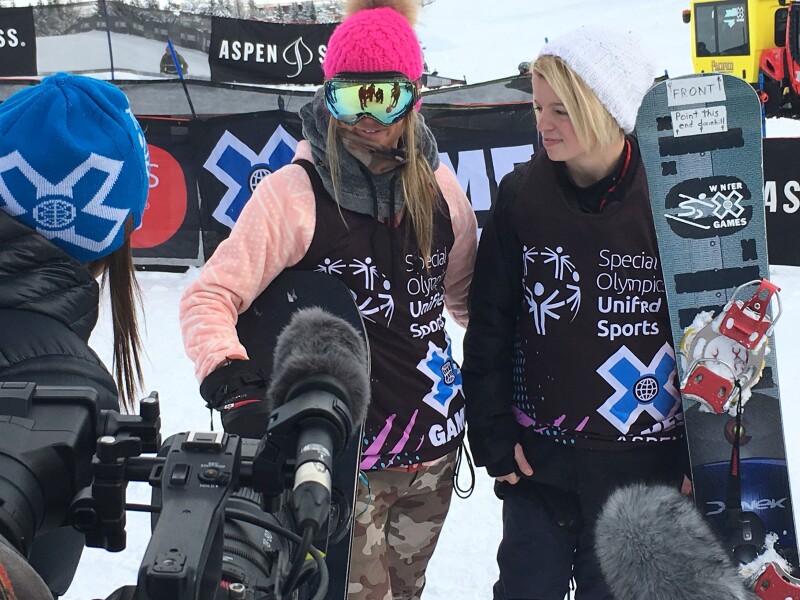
[267,307,370,426]
[594,483,756,600]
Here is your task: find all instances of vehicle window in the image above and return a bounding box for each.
[775,8,788,47]
[794,6,800,60]
[695,2,749,56]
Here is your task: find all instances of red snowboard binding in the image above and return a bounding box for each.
[679,279,781,414]
[753,562,800,599]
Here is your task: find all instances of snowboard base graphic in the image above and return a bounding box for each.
[236,270,367,600]
[636,73,797,568]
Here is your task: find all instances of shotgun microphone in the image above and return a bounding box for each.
[267,306,370,533]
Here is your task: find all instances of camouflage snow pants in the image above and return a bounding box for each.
[347,452,456,600]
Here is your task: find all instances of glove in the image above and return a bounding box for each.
[200,359,270,439]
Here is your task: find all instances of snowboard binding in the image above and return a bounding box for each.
[679,279,781,414]
[728,507,767,565]
[753,562,800,599]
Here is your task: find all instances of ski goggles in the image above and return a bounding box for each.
[324,73,419,126]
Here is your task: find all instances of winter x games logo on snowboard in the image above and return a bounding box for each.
[662,175,753,238]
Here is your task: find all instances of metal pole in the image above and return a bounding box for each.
[100,0,115,81]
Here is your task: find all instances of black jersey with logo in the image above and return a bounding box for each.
[464,140,685,460]
[291,161,466,468]
[511,147,683,448]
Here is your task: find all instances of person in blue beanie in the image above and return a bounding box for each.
[0,72,150,597]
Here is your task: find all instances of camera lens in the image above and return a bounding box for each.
[221,487,286,593]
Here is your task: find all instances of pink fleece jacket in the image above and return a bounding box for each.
[180,141,477,381]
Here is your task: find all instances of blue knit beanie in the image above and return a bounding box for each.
[0,73,149,262]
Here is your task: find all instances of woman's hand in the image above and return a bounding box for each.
[495,443,534,484]
[199,359,270,438]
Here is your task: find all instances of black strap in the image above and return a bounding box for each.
[725,383,744,511]
[293,158,332,201]
[453,441,476,499]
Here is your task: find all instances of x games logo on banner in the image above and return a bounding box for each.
[0,7,36,77]
[196,112,304,258]
[209,17,336,85]
[204,125,298,228]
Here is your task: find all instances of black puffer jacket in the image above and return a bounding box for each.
[0,210,118,407]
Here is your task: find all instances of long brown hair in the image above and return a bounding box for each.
[87,234,143,412]
[325,111,440,262]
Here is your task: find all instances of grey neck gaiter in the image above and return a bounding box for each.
[299,88,440,219]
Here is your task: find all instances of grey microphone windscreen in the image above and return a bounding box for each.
[267,306,370,425]
[595,482,755,600]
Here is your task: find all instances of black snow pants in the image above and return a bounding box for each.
[491,435,687,600]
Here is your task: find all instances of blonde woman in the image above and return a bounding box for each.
[180,2,477,598]
[463,27,690,599]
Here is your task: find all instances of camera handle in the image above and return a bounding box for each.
[70,387,345,600]
[137,431,242,600]
[73,396,244,600]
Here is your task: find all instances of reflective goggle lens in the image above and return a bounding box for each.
[324,78,417,126]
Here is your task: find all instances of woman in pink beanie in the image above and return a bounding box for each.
[462,26,691,600]
[180,2,477,599]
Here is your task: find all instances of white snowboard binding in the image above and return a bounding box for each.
[679,279,781,415]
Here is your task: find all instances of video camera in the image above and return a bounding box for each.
[0,379,358,600]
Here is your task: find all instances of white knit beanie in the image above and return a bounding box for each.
[538,27,657,133]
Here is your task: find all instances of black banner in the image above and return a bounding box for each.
[131,118,201,263]
[23,75,781,268]
[126,112,800,269]
[425,103,537,228]
[195,110,304,258]
[209,17,335,85]
[0,7,36,77]
[192,104,536,260]
[764,138,800,267]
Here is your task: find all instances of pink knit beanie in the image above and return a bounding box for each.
[323,0,424,80]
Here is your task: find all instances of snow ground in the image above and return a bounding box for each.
[49,0,800,598]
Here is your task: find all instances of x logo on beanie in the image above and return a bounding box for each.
[0,73,149,263]
[0,150,129,261]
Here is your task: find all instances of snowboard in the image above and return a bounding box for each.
[234,269,368,600]
[636,73,797,565]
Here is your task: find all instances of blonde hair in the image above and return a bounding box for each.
[532,54,624,151]
[325,111,439,262]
